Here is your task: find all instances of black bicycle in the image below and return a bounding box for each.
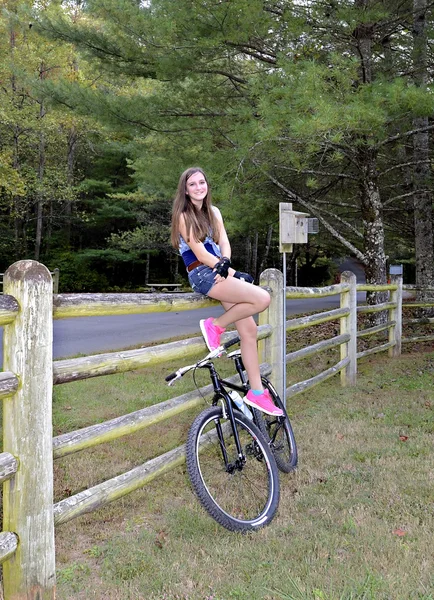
[165,336,297,532]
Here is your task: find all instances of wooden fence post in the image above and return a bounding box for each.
[259,268,285,401]
[389,274,402,357]
[52,268,60,294]
[340,270,357,386]
[2,260,56,599]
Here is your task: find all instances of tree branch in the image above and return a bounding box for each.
[378,124,434,147]
[251,159,366,264]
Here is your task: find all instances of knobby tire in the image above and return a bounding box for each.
[252,378,298,473]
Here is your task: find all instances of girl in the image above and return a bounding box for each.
[171,167,283,416]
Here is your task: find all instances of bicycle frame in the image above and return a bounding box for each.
[198,356,250,466]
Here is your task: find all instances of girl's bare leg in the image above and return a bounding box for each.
[220,302,263,390]
[207,277,270,329]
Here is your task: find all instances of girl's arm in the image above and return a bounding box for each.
[179,214,221,268]
[212,207,236,276]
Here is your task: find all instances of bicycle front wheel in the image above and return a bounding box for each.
[186,405,280,532]
[253,378,298,473]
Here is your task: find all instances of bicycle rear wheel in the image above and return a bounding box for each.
[252,378,298,473]
[186,404,280,532]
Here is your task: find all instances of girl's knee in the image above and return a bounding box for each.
[258,289,271,311]
[237,317,257,341]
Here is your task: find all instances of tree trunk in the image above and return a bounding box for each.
[35,64,47,261]
[10,28,23,259]
[251,231,258,281]
[353,0,387,322]
[359,157,387,288]
[65,126,78,248]
[258,224,273,276]
[35,110,45,261]
[412,0,434,303]
[145,253,150,285]
[245,237,252,273]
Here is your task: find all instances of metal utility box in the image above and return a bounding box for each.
[279,203,310,252]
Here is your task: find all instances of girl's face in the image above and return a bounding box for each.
[186,171,208,205]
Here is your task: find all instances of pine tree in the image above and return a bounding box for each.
[36,0,434,289]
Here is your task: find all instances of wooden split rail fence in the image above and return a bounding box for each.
[1,260,430,599]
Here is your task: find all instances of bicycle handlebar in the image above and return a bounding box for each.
[165,335,240,385]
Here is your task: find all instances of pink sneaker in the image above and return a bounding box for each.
[200,317,226,351]
[244,389,284,416]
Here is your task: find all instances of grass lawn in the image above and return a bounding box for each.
[52,346,434,600]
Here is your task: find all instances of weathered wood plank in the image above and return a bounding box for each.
[0,371,19,400]
[356,284,397,292]
[0,294,19,326]
[53,326,271,385]
[286,357,350,398]
[357,302,395,314]
[53,292,218,319]
[54,444,187,526]
[357,341,395,359]
[286,307,349,332]
[340,271,357,386]
[286,334,350,364]
[388,274,402,357]
[404,317,434,325]
[402,334,434,344]
[0,452,19,482]
[53,384,209,457]
[53,364,272,458]
[0,532,18,565]
[357,321,396,338]
[286,283,349,298]
[403,284,434,292]
[259,269,285,403]
[2,260,56,599]
[402,301,434,309]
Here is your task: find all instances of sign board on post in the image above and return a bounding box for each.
[279,203,310,251]
[279,203,293,253]
[390,265,403,276]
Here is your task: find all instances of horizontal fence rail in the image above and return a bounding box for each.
[53,292,219,318]
[286,307,349,331]
[0,295,20,326]
[0,533,19,566]
[0,372,19,400]
[0,453,19,483]
[53,326,271,385]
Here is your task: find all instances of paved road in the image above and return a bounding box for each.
[0,294,358,367]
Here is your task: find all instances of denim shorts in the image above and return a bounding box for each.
[188,264,217,296]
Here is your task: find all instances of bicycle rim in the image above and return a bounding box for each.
[254,380,298,473]
[186,405,280,532]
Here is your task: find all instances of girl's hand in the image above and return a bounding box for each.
[213,257,231,281]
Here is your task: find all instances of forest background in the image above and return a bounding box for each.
[1,0,434,294]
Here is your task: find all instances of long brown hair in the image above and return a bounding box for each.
[171,167,220,248]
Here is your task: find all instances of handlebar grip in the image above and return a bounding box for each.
[165,372,178,382]
[224,336,240,349]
